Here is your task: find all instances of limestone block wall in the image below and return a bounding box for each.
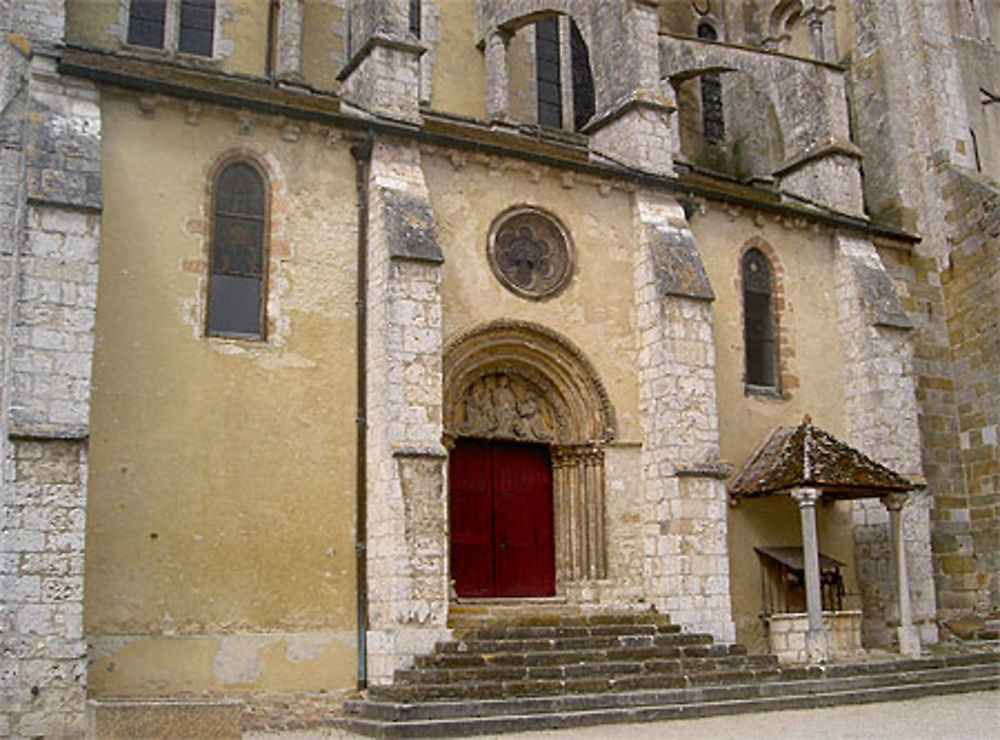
[632,190,734,642]
[7,0,64,46]
[777,151,863,216]
[364,139,450,684]
[340,42,423,124]
[589,99,676,177]
[939,166,1000,615]
[834,234,937,646]
[846,0,994,625]
[767,611,863,664]
[1,41,101,737]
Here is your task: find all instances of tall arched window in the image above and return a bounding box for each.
[697,23,725,142]
[742,248,777,388]
[535,17,562,128]
[533,16,595,132]
[208,161,268,338]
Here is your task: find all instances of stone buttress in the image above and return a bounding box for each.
[362,138,449,685]
[1,9,102,735]
[834,233,937,647]
[633,190,735,643]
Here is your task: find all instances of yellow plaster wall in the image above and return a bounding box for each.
[302,2,346,91]
[86,90,358,696]
[65,0,118,49]
[692,209,858,651]
[423,154,641,444]
[430,0,486,119]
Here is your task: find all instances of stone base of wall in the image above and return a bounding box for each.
[766,610,863,664]
[88,687,371,736]
[87,700,244,739]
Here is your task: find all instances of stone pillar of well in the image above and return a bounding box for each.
[339,0,425,123]
[1,37,102,736]
[791,488,830,663]
[834,233,937,648]
[274,0,305,83]
[883,492,922,656]
[632,190,735,642]
[363,138,449,684]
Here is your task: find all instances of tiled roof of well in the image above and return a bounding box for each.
[728,420,915,499]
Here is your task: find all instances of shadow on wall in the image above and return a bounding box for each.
[674,69,784,184]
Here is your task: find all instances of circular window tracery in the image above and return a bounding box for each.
[487,208,573,300]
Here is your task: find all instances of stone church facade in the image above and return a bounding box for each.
[0,0,997,734]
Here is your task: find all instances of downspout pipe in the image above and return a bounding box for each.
[351,131,373,690]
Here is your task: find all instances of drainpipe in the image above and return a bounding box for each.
[265,0,278,81]
[351,131,373,690]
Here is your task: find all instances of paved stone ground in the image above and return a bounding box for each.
[246,688,1000,739]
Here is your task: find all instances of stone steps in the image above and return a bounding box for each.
[341,659,1000,736]
[337,610,1000,737]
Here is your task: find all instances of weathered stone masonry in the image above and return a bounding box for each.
[0,34,101,738]
[633,190,734,643]
[834,234,936,646]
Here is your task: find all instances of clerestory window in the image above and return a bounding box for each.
[208,161,268,339]
[127,0,215,58]
[697,23,725,142]
[533,16,595,132]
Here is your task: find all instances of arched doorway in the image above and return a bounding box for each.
[443,320,616,598]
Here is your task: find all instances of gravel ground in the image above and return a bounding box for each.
[246,688,1000,740]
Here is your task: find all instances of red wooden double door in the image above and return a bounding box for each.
[449,438,555,598]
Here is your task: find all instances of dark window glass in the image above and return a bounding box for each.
[570,21,594,131]
[127,0,167,48]
[743,249,777,387]
[179,0,215,56]
[697,23,725,142]
[701,75,725,141]
[209,162,266,338]
[535,18,562,128]
[409,0,421,37]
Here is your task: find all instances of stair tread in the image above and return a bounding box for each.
[341,675,1000,736]
[368,660,1000,703]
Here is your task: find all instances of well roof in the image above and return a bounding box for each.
[728,420,916,500]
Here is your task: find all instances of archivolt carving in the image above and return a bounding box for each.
[456,372,559,442]
[443,320,616,444]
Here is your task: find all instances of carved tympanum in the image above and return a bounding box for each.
[456,373,558,442]
[488,209,573,299]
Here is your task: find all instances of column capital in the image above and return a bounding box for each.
[790,487,822,507]
[881,492,909,512]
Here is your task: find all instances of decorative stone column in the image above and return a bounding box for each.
[553,446,607,583]
[274,0,305,83]
[632,190,734,642]
[791,488,829,663]
[484,29,512,123]
[883,492,922,657]
[803,5,837,63]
